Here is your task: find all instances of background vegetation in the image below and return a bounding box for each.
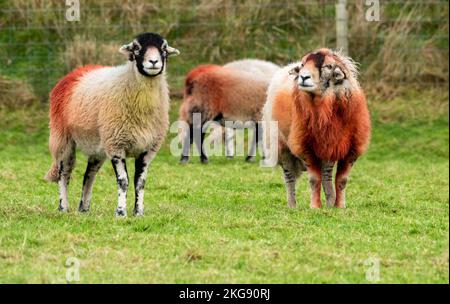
[0,0,448,102]
[0,0,448,283]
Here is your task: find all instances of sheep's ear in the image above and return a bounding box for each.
[163,40,180,57]
[119,42,132,55]
[119,40,141,60]
[288,65,300,76]
[166,45,180,57]
[333,66,346,82]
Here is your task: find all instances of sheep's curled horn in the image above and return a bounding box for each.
[333,66,346,82]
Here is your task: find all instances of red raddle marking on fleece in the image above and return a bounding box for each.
[291,88,370,162]
[183,64,227,120]
[49,65,103,133]
[184,64,221,95]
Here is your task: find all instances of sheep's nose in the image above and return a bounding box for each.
[149,60,158,65]
[300,75,311,81]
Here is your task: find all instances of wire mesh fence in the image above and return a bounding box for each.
[0,0,448,101]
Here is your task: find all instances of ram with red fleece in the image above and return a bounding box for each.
[263,48,371,208]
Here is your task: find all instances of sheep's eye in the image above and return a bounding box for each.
[323,65,332,70]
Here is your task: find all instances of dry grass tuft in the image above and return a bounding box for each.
[365,9,448,83]
[349,2,449,98]
[0,75,38,109]
[59,35,124,72]
[185,250,203,262]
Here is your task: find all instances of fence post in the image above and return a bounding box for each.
[336,0,348,55]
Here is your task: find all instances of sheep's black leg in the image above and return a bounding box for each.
[191,111,208,164]
[180,124,193,164]
[58,142,76,212]
[78,156,105,212]
[133,150,157,216]
[193,122,208,164]
[111,156,128,217]
[321,161,336,207]
[199,130,209,164]
[246,122,263,162]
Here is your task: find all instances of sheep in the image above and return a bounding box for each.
[263,48,371,208]
[221,59,280,157]
[211,59,280,161]
[45,32,180,216]
[179,59,280,164]
[223,59,280,80]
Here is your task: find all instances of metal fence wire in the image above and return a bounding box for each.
[0,0,448,100]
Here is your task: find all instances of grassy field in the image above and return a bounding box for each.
[0,97,448,284]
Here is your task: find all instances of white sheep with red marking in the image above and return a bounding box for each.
[45,32,179,217]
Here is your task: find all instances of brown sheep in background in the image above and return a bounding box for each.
[179,59,280,164]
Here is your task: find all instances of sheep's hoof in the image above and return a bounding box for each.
[287,201,297,208]
[310,203,322,209]
[334,198,346,208]
[115,208,127,217]
[179,156,189,165]
[245,156,255,163]
[326,199,336,208]
[78,202,90,213]
[58,205,69,213]
[78,207,90,213]
[226,156,234,160]
[200,157,209,164]
[133,209,144,217]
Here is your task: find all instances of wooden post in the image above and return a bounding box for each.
[336,0,348,56]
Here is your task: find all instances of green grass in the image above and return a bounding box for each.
[0,100,448,283]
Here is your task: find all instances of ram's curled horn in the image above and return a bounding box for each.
[333,66,345,81]
[163,39,180,56]
[332,49,359,79]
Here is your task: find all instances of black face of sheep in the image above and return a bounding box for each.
[120,32,180,77]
